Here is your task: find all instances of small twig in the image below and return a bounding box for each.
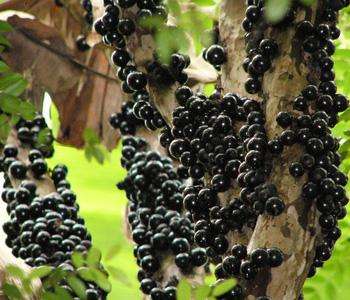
[13,26,117,82]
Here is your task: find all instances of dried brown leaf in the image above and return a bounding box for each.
[1,15,121,149]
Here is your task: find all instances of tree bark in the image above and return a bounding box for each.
[219,1,321,299]
[92,4,212,294]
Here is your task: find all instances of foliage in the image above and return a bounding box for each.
[265,0,316,23]
[0,20,37,143]
[2,247,111,300]
[176,278,236,300]
[83,128,110,165]
[142,0,217,62]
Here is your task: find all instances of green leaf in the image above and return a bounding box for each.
[10,115,20,126]
[106,265,132,287]
[0,34,11,47]
[86,247,102,267]
[339,140,350,155]
[66,275,86,300]
[84,144,109,164]
[0,61,10,72]
[20,278,33,294]
[72,252,85,269]
[340,108,350,121]
[90,269,111,292]
[212,279,236,297]
[29,266,53,279]
[42,267,68,289]
[54,287,74,300]
[85,145,93,162]
[193,284,211,300]
[6,78,27,97]
[167,0,181,17]
[0,21,13,32]
[83,128,108,164]
[0,119,10,143]
[155,27,188,63]
[36,127,53,145]
[265,0,291,23]
[139,15,165,30]
[77,267,111,293]
[77,267,95,282]
[6,265,25,280]
[0,93,21,114]
[0,73,27,95]
[42,291,59,300]
[2,283,22,299]
[176,279,192,300]
[105,244,121,261]
[19,101,36,120]
[83,128,99,145]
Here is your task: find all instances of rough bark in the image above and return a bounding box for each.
[91,4,213,294]
[0,1,328,299]
[219,1,321,299]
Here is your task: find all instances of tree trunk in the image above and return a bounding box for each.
[219,1,322,299]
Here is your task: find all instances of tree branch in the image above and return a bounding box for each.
[219,1,322,299]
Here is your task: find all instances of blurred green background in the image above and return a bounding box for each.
[47,143,141,299]
[42,6,350,300]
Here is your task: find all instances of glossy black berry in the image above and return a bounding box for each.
[30,159,48,178]
[265,197,285,216]
[9,161,27,179]
[127,72,147,91]
[289,162,304,178]
[206,45,226,65]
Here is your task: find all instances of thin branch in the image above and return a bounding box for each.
[12,25,118,82]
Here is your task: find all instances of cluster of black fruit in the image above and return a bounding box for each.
[76,0,94,52]
[0,116,53,181]
[241,0,298,94]
[158,0,348,297]
[14,115,54,159]
[163,89,286,213]
[117,136,207,299]
[81,0,93,26]
[273,0,349,278]
[99,0,350,299]
[109,100,144,135]
[94,0,193,132]
[0,121,107,300]
[217,243,283,282]
[159,85,286,286]
[53,0,92,51]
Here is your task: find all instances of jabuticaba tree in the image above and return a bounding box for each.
[93,0,349,299]
[219,0,348,298]
[93,1,210,299]
[0,114,109,299]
